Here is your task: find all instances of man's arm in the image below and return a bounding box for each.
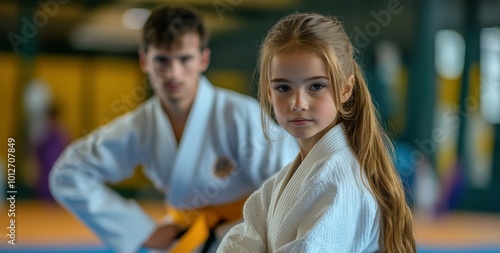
[49,114,157,253]
[143,223,183,249]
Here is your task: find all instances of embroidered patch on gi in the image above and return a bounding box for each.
[213,156,237,179]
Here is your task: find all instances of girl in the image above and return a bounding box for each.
[218,12,416,253]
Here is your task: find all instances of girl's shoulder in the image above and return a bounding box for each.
[313,147,358,172]
[303,149,363,187]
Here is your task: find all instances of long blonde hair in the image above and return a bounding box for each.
[258,13,416,252]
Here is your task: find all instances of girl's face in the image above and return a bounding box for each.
[269,50,337,150]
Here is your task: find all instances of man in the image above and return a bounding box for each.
[49,5,296,253]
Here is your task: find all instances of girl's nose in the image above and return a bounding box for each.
[291,92,308,112]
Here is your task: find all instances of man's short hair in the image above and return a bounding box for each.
[142,6,209,50]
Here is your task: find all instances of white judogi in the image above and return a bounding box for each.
[49,76,297,253]
[218,124,381,253]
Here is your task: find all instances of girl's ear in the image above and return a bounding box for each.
[340,75,355,103]
[267,85,273,105]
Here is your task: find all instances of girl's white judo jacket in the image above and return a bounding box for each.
[218,124,380,253]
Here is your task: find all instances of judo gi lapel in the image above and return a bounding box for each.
[270,125,348,232]
[169,76,216,206]
[270,155,301,217]
[268,155,302,247]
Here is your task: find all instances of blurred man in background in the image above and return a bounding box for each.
[50,5,296,253]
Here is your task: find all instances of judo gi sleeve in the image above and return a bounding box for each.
[49,116,158,253]
[216,177,275,252]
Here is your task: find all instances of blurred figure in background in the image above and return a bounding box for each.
[50,5,296,253]
[394,142,440,218]
[22,79,69,200]
[29,105,69,200]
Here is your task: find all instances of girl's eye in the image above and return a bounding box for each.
[274,85,290,92]
[310,83,325,91]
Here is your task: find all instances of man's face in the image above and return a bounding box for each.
[140,33,210,108]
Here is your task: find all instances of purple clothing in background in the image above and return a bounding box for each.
[34,122,68,200]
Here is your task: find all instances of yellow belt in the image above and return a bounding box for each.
[167,197,247,253]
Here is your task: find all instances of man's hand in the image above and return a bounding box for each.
[143,223,184,250]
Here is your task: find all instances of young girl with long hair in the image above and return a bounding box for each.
[218,12,416,252]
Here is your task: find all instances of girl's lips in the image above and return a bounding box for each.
[289,118,313,126]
